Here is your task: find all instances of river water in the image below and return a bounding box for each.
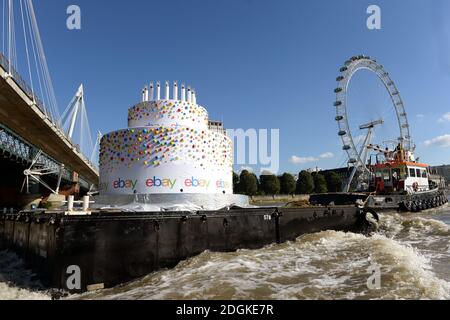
[1,205,450,300]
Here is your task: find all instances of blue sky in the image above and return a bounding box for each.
[4,0,450,174]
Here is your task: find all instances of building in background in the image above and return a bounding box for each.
[319,167,352,190]
[429,165,450,187]
[208,121,226,135]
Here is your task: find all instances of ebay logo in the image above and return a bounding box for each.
[113,178,137,190]
[109,176,230,192]
[146,177,177,189]
[184,177,211,188]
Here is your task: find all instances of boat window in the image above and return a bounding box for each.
[416,169,421,178]
[422,170,427,178]
[409,168,416,177]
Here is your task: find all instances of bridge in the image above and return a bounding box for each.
[0,1,99,209]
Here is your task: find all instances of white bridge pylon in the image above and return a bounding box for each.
[60,84,100,168]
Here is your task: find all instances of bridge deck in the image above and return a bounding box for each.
[0,61,99,185]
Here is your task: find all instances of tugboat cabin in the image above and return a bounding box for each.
[369,145,430,194]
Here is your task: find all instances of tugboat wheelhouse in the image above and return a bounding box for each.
[369,144,430,194]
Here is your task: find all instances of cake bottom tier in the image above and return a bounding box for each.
[99,126,233,195]
[99,163,233,195]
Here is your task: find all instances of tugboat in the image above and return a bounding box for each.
[310,143,448,213]
[365,143,448,212]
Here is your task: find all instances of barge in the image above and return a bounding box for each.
[0,205,376,293]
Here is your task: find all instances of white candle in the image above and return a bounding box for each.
[165,81,170,100]
[156,82,161,100]
[149,82,154,101]
[173,81,178,100]
[181,83,186,102]
[192,89,197,104]
[187,86,192,103]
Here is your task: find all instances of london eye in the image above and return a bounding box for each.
[334,55,412,192]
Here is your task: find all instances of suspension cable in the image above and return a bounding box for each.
[19,0,34,94]
[11,0,17,70]
[27,0,51,116]
[24,0,45,111]
[27,0,60,125]
[2,0,5,54]
[7,0,12,73]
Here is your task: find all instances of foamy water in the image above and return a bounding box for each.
[0,250,51,300]
[2,205,450,300]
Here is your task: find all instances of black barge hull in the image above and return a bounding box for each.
[0,206,371,293]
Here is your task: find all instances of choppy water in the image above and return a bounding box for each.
[2,205,450,300]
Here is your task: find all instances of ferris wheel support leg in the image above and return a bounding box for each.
[343,128,374,192]
[344,167,358,193]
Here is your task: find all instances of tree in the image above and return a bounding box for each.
[296,171,315,195]
[253,173,263,195]
[279,173,296,195]
[233,172,240,193]
[313,173,328,194]
[260,174,281,196]
[326,172,343,192]
[238,170,258,196]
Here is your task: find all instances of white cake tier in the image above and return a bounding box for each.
[128,100,209,130]
[99,126,233,195]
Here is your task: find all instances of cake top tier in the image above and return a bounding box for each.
[128,100,209,129]
[141,81,197,104]
[130,81,209,129]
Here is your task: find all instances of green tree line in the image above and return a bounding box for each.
[233,170,343,196]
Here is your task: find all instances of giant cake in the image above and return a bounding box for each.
[99,81,233,196]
